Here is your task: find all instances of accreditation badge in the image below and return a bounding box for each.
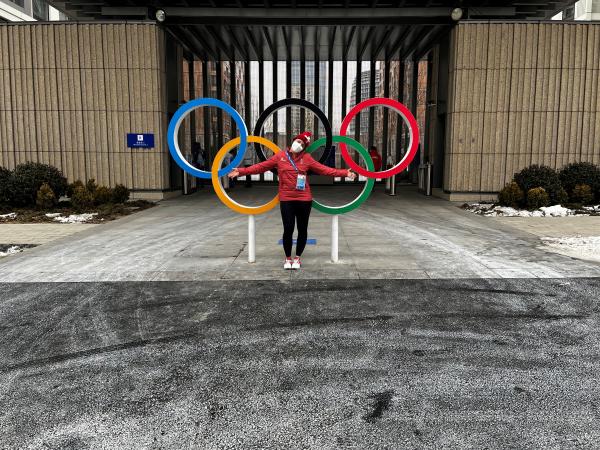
[296,174,306,191]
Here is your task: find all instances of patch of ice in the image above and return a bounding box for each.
[45,213,62,218]
[0,245,22,257]
[53,213,98,223]
[540,205,574,217]
[0,212,17,219]
[542,236,600,263]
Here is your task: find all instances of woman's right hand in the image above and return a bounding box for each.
[228,169,240,179]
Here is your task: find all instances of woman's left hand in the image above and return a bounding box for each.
[347,169,357,180]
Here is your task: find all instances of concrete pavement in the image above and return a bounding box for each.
[0,185,599,281]
[491,215,600,238]
[0,223,99,245]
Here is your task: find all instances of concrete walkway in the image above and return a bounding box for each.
[491,216,600,238]
[0,223,99,245]
[0,185,599,282]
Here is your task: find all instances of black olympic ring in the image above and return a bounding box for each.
[252,98,333,165]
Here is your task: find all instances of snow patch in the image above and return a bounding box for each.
[0,245,22,257]
[45,213,62,218]
[53,213,98,223]
[0,212,17,219]
[542,236,600,263]
[463,203,599,217]
[539,205,574,217]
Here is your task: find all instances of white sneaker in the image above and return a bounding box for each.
[284,258,293,270]
[291,256,301,270]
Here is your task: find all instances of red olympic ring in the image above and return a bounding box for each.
[339,97,419,179]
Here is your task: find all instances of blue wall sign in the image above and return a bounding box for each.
[127,133,155,149]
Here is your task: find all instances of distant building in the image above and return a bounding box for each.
[573,0,600,19]
[349,67,382,136]
[290,61,328,137]
[554,0,600,20]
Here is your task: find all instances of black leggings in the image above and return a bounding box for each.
[280,200,312,258]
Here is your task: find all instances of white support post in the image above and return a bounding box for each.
[331,214,339,263]
[248,214,256,263]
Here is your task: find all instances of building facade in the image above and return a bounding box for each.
[349,67,382,137]
[290,61,328,138]
[438,22,600,200]
[0,2,598,201]
[0,23,173,199]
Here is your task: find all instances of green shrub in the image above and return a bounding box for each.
[527,187,550,209]
[0,167,11,205]
[498,182,524,208]
[35,182,56,209]
[93,185,113,205]
[112,184,130,204]
[85,178,97,194]
[8,162,67,207]
[556,187,569,205]
[514,165,562,204]
[559,162,600,201]
[571,184,594,205]
[66,180,84,198]
[71,185,94,211]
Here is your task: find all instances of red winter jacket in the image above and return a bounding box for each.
[236,150,348,201]
[369,150,382,172]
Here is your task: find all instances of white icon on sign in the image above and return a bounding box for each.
[137,135,144,142]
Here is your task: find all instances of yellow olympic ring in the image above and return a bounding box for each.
[211,136,281,215]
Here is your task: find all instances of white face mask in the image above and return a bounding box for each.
[290,140,304,153]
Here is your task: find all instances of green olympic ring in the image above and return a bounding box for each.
[305,135,375,215]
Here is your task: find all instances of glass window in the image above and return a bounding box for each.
[33,0,49,20]
[9,0,26,8]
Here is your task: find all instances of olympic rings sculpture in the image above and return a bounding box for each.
[168,97,419,216]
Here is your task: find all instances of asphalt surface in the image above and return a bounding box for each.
[1,278,600,449]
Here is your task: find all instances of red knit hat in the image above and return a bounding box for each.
[293,131,312,148]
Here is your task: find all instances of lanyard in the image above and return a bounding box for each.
[284,151,300,173]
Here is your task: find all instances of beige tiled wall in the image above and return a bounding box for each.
[0,23,170,193]
[445,22,600,195]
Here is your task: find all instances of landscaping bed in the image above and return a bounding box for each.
[0,200,155,224]
[461,162,600,218]
[1,162,155,224]
[462,203,600,217]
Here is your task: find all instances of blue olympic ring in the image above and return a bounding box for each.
[167,98,248,179]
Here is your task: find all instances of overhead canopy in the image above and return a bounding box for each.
[48,1,577,61]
